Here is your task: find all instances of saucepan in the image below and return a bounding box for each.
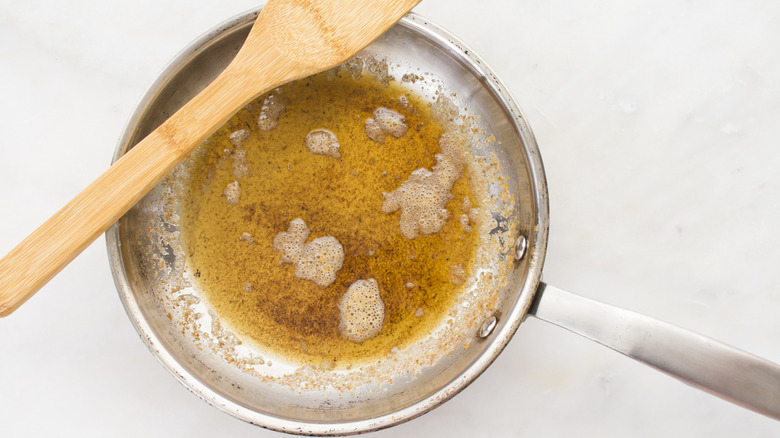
[107,7,780,435]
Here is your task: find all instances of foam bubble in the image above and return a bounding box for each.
[461,196,472,212]
[339,56,364,79]
[231,148,251,179]
[305,129,341,158]
[431,94,459,125]
[364,107,407,143]
[364,118,386,143]
[273,219,344,287]
[381,133,466,239]
[273,218,309,263]
[229,129,250,147]
[257,94,285,131]
[468,208,480,223]
[293,236,344,287]
[338,279,385,343]
[374,108,408,138]
[223,181,240,204]
[460,197,475,232]
[459,214,473,233]
[363,57,391,86]
[450,264,467,285]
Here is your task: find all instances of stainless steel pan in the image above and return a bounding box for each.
[108,8,780,435]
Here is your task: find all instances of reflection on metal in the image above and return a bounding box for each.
[513,235,527,261]
[478,315,498,338]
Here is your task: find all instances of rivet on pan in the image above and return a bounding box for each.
[478,315,498,338]
[514,235,527,261]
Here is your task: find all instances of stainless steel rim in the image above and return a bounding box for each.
[106,7,549,435]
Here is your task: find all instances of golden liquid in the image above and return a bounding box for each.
[181,70,479,365]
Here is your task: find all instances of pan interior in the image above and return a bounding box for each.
[109,10,547,434]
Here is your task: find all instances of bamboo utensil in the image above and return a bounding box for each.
[0,0,420,316]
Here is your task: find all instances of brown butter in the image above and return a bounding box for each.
[181,70,479,365]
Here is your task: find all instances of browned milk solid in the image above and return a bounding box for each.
[180,69,481,366]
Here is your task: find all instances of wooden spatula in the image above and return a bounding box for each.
[0,0,420,316]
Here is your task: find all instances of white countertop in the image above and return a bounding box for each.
[1,0,779,436]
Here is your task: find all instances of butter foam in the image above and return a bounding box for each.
[273,218,344,287]
[338,279,385,343]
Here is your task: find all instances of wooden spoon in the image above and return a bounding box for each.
[0,0,420,316]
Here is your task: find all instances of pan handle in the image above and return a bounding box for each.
[527,282,780,420]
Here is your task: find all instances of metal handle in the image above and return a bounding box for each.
[528,282,780,420]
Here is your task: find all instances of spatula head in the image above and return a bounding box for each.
[242,0,421,77]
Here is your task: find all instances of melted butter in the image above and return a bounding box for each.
[181,70,480,366]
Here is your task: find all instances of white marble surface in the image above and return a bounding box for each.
[1,0,779,436]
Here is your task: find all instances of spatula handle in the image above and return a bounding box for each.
[0,68,256,317]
